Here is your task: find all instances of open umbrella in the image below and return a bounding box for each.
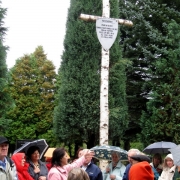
[90,145,128,161]
[169,145,180,166]
[13,139,48,159]
[44,147,70,159]
[143,141,177,154]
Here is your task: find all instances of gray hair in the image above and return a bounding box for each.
[127,148,140,155]
[111,151,121,159]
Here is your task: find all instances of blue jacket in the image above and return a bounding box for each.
[85,162,103,180]
[122,163,131,180]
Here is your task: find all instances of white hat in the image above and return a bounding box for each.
[165,153,173,160]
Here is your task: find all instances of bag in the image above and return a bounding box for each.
[6,156,15,170]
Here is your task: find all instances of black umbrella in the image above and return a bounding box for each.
[13,139,48,159]
[143,141,177,154]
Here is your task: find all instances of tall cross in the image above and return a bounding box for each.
[80,0,133,146]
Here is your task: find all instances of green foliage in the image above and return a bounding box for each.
[119,0,180,147]
[54,0,128,148]
[0,3,12,135]
[6,46,57,145]
[140,21,180,145]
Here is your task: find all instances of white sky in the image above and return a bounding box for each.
[1,0,70,72]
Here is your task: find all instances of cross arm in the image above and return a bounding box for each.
[79,13,133,26]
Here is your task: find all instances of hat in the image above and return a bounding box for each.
[0,136,9,144]
[130,154,151,163]
[165,153,173,160]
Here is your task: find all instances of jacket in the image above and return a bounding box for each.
[28,159,48,180]
[85,162,103,180]
[103,160,126,180]
[158,165,176,180]
[173,167,180,180]
[122,163,131,180]
[0,157,18,180]
[11,153,34,180]
[48,155,86,180]
[129,161,154,180]
[158,154,176,180]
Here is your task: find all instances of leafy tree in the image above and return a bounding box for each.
[140,21,180,145]
[119,0,180,148]
[6,46,57,145]
[0,3,12,135]
[54,0,128,152]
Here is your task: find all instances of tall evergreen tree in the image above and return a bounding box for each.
[140,21,180,145]
[54,0,128,151]
[119,0,180,148]
[6,46,57,145]
[0,2,12,135]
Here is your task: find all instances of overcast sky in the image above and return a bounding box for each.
[1,0,70,72]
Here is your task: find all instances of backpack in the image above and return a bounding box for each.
[6,156,15,170]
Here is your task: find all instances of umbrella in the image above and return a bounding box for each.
[13,139,48,159]
[44,148,56,158]
[90,145,128,161]
[143,141,177,154]
[169,145,180,166]
[44,148,70,159]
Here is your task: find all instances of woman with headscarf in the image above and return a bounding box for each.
[11,152,34,180]
[158,154,176,180]
[26,145,48,180]
[103,151,126,180]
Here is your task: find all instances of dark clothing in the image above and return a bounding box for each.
[85,162,103,180]
[28,160,48,180]
[122,163,131,180]
[173,167,180,180]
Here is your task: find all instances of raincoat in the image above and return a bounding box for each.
[11,153,34,180]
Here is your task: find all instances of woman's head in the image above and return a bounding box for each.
[67,167,90,180]
[11,153,26,170]
[51,148,68,167]
[111,151,120,163]
[26,146,40,162]
[164,154,174,168]
[152,153,162,167]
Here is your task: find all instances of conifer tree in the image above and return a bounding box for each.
[54,0,128,150]
[0,3,12,135]
[119,0,180,146]
[6,46,56,145]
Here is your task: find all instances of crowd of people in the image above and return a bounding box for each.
[0,136,180,180]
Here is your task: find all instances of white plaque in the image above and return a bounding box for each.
[96,18,118,51]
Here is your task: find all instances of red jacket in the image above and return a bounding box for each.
[11,153,34,180]
[129,161,154,180]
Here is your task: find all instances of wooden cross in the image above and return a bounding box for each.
[79,0,133,147]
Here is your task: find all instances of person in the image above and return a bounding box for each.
[45,152,71,171]
[67,167,90,180]
[78,148,103,180]
[129,154,154,180]
[172,166,180,180]
[0,136,18,180]
[26,145,48,180]
[150,153,163,176]
[48,147,94,180]
[103,151,126,180]
[122,148,140,180]
[158,154,176,180]
[74,147,84,161]
[45,157,52,171]
[11,152,34,180]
